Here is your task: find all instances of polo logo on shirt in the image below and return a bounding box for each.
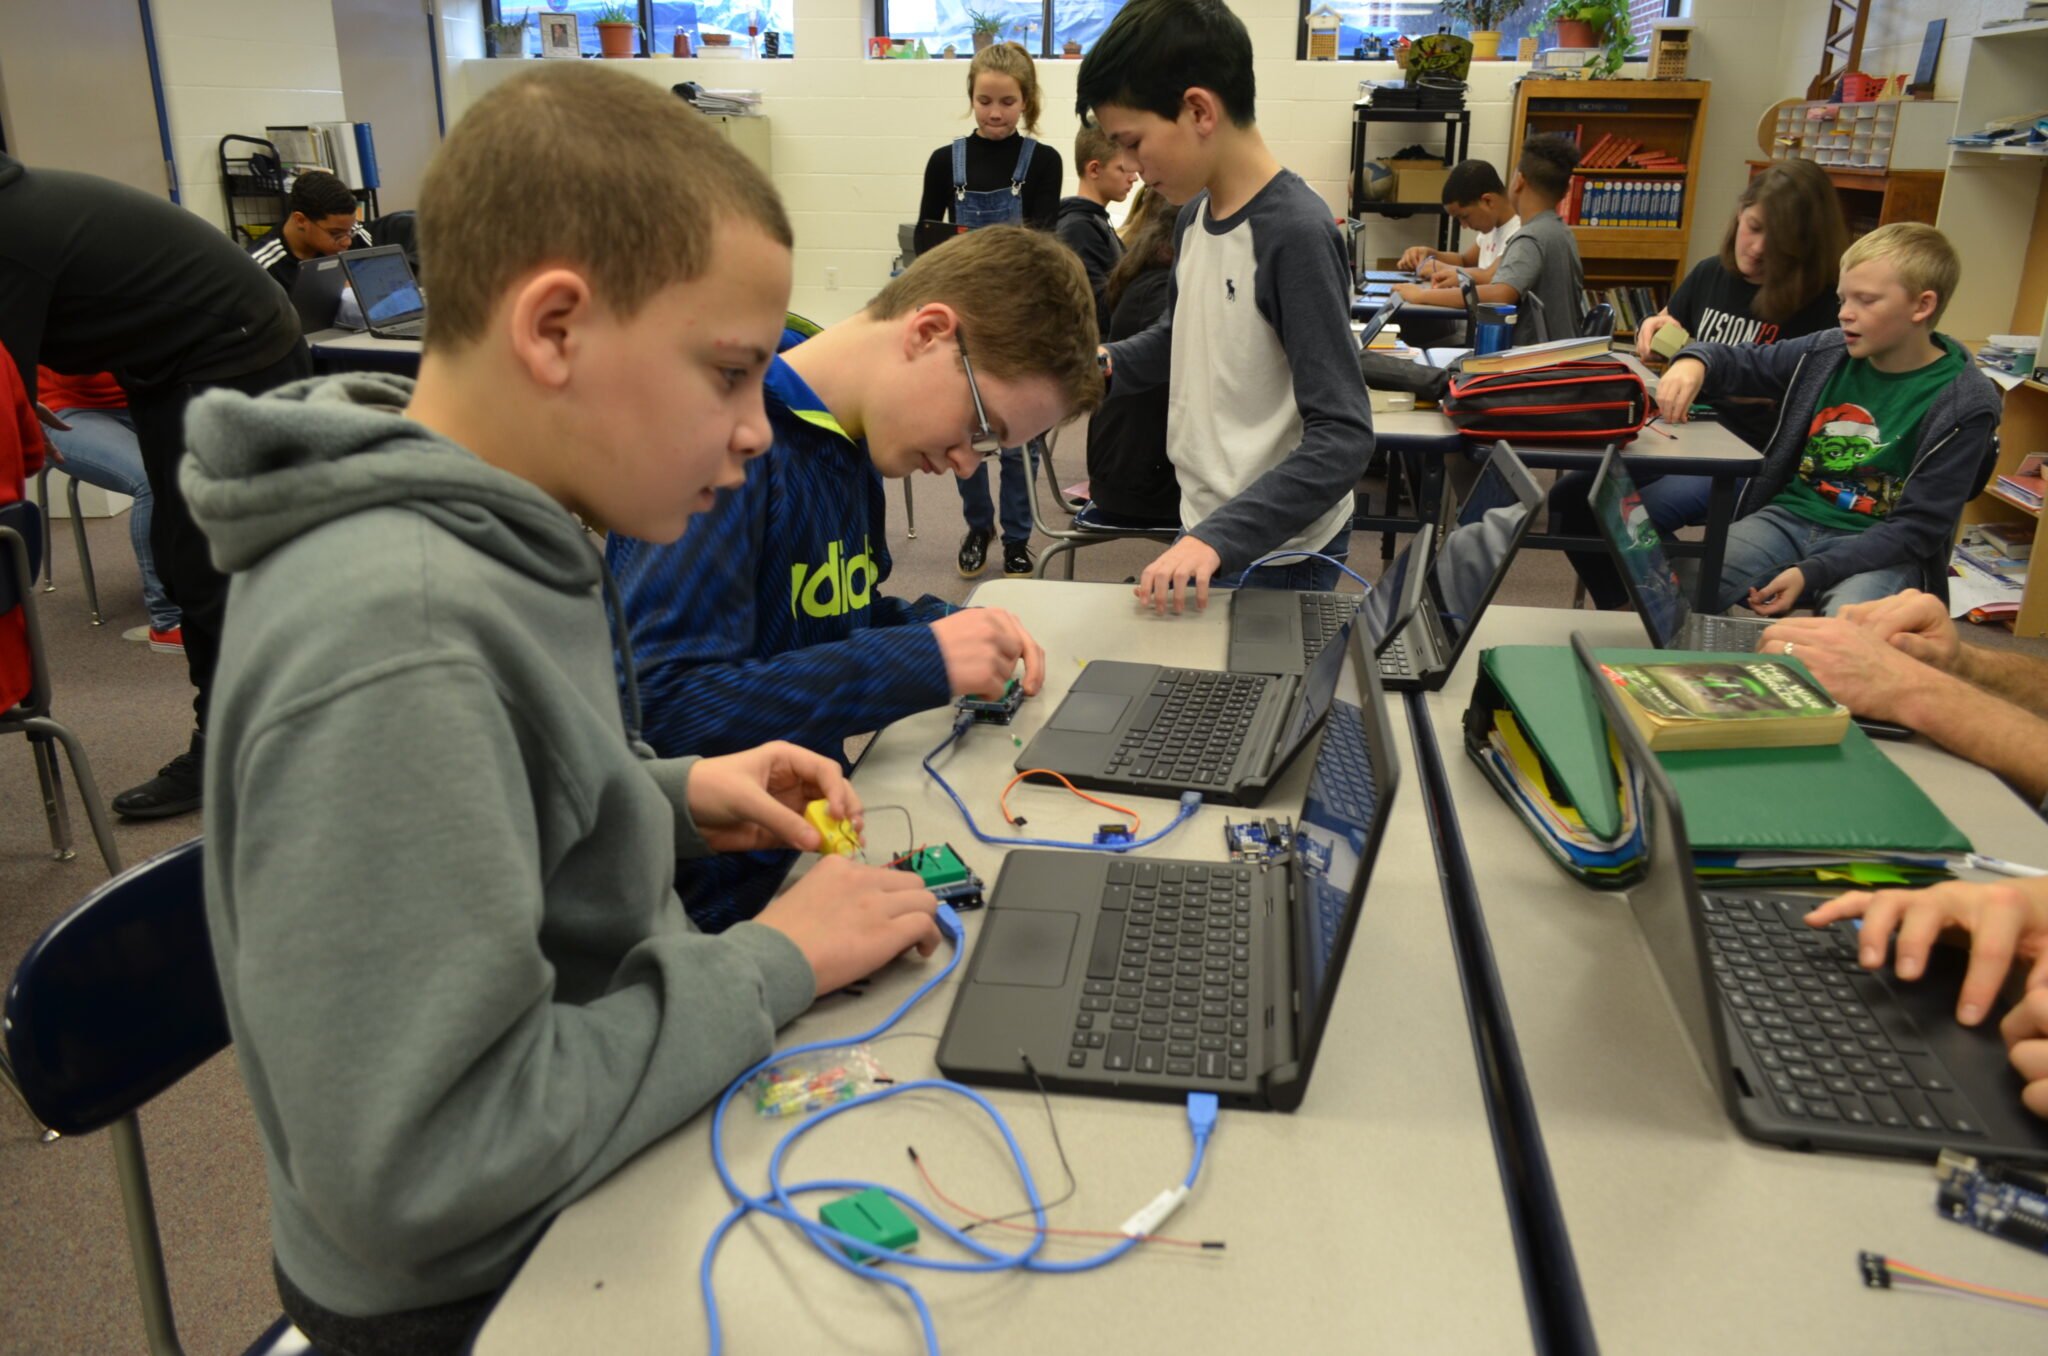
[1226,279,1237,302]
[789,537,878,619]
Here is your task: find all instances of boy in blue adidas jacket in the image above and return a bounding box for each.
[611,226,1104,929]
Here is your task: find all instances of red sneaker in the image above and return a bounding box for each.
[148,626,184,654]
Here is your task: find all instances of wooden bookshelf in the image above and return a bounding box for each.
[1744,161,1944,238]
[1510,78,1710,329]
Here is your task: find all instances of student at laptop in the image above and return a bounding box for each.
[1397,159,1520,286]
[1085,195,1182,525]
[1658,223,2000,617]
[919,42,1065,579]
[1055,123,1136,334]
[1391,135,1584,344]
[1552,160,1849,606]
[611,225,1101,931]
[1080,0,1374,611]
[183,68,941,1352]
[248,169,373,293]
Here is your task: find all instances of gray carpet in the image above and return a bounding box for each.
[5,464,2044,1352]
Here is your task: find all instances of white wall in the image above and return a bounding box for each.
[1778,0,2006,104]
[150,0,348,231]
[454,0,1534,324]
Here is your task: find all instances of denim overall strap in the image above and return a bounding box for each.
[1009,136,1037,195]
[952,135,1028,230]
[951,137,970,198]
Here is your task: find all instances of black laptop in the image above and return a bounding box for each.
[1590,446,1769,654]
[1227,521,1432,677]
[1013,595,1357,809]
[1378,440,1543,692]
[1574,633,2048,1161]
[336,245,427,339]
[939,625,1399,1112]
[289,254,349,333]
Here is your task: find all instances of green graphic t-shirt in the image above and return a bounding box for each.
[1771,336,1966,533]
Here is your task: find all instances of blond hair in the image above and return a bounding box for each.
[967,42,1042,135]
[416,65,791,350]
[866,226,1102,416]
[1073,124,1118,176]
[1839,223,1960,329]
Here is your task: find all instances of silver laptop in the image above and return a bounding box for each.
[1573,633,2048,1162]
[939,624,1398,1112]
[1590,446,1767,653]
[337,245,427,340]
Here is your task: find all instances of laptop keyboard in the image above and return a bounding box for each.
[1696,616,1755,652]
[1703,894,1987,1137]
[1106,670,1268,787]
[1378,632,1418,679]
[1299,592,1357,665]
[1070,860,1258,1081]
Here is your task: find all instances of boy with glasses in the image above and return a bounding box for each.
[249,169,374,293]
[610,225,1102,930]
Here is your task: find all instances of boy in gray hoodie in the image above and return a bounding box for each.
[184,67,940,1354]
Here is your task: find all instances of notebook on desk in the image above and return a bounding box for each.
[939,625,1399,1112]
[1572,633,2048,1162]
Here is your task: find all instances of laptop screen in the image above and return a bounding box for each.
[1276,604,1354,757]
[1353,522,1432,656]
[1429,445,1539,657]
[346,250,424,326]
[1288,627,1398,1090]
[1591,450,1690,647]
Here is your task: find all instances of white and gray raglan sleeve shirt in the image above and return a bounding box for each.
[1142,173,1374,572]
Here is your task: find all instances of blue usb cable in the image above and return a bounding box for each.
[700,905,1221,1354]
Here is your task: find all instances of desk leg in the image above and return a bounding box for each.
[1697,476,1735,612]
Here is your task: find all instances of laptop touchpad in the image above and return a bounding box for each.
[973,911,1078,988]
[1049,692,1129,733]
[1238,614,1287,641]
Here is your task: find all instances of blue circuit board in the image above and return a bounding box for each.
[1935,1149,2048,1256]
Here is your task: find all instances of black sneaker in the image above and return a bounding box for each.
[1003,540,1035,576]
[113,731,205,820]
[957,528,992,577]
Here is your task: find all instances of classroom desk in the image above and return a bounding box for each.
[1416,605,2048,1353]
[473,579,1533,1355]
[306,327,421,377]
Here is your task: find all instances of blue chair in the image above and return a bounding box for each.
[3,837,318,1355]
[1,500,121,873]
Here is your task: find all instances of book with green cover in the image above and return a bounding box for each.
[1603,658,1850,751]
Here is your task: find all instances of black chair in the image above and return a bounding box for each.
[0,500,120,873]
[32,466,103,624]
[368,210,420,272]
[1581,302,1616,340]
[3,837,317,1356]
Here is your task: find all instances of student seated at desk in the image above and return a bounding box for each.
[185,68,941,1355]
[1082,0,1374,611]
[1658,223,2001,617]
[1397,158,1520,288]
[248,169,373,293]
[1055,123,1137,334]
[1085,193,1182,524]
[1391,135,1584,344]
[610,226,1100,931]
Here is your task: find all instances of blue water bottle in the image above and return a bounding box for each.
[1472,304,1516,355]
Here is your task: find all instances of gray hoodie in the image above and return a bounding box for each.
[183,373,814,1317]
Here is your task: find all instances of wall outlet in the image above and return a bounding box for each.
[825,267,839,291]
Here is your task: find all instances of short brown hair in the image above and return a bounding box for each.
[866,226,1103,416]
[1074,124,1118,176]
[1840,222,1960,329]
[1719,160,1847,325]
[1517,134,1580,202]
[968,42,1042,136]
[416,66,791,350]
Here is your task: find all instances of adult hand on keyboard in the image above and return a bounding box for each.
[1805,876,2048,1028]
[1136,536,1222,615]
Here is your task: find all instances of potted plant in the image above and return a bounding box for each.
[1442,0,1526,62]
[1541,0,1633,77]
[943,42,957,59]
[486,8,531,58]
[1062,38,1082,59]
[966,9,1003,54]
[593,3,640,59]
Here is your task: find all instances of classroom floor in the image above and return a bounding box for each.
[5,469,2046,1352]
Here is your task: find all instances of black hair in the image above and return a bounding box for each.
[1442,159,1506,206]
[288,169,359,222]
[1076,0,1255,129]
[1517,134,1580,203]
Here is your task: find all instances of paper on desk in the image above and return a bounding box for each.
[1945,564,2023,618]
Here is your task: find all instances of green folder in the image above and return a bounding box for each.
[1470,646,1972,857]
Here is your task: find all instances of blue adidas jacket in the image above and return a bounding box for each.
[609,343,955,928]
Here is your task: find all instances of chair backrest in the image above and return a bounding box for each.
[1580,302,1616,340]
[0,499,46,615]
[3,839,228,1137]
[369,210,420,270]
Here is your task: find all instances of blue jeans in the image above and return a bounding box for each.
[1633,472,1722,533]
[45,408,179,630]
[1714,505,1920,616]
[957,441,1037,546]
[1224,529,1353,593]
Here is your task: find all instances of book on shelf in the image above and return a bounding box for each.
[1563,177,1684,227]
[1976,520,2035,561]
[1995,472,2045,510]
[1953,540,2027,583]
[1601,659,1851,752]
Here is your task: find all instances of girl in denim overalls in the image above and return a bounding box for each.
[915,42,1062,578]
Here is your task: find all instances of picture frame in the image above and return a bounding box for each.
[538,11,580,59]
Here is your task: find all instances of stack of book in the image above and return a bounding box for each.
[1564,177,1685,227]
[1955,522,2033,583]
[1974,335,2040,379]
[266,123,380,190]
[1995,454,2045,511]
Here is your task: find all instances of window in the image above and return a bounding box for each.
[875,0,1126,60]
[491,2,798,58]
[1294,2,1678,61]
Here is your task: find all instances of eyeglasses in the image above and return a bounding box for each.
[956,334,1004,458]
